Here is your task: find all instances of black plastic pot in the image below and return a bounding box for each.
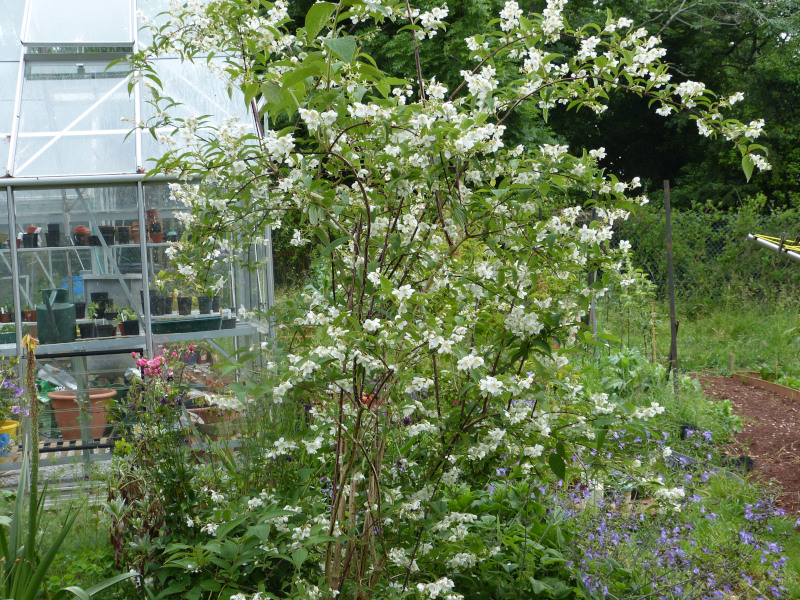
[149,294,164,316]
[102,232,115,246]
[104,309,119,322]
[161,295,173,315]
[88,235,101,246]
[212,294,221,313]
[197,296,213,314]
[120,320,140,336]
[117,226,130,244]
[95,323,116,338]
[78,323,97,339]
[45,232,60,247]
[74,302,86,319]
[221,317,237,330]
[22,233,38,248]
[73,233,88,246]
[177,296,192,316]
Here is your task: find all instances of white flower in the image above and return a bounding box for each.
[303,436,324,454]
[619,240,631,252]
[392,284,414,302]
[363,318,380,332]
[523,444,544,458]
[290,229,309,247]
[479,376,504,395]
[201,522,219,535]
[456,353,485,371]
[589,147,606,160]
[178,264,195,277]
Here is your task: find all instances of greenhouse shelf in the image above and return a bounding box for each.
[0,322,257,358]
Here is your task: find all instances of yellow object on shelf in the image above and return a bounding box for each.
[0,420,19,436]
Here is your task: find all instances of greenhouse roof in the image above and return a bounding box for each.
[0,0,250,179]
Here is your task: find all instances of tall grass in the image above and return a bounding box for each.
[595,295,800,376]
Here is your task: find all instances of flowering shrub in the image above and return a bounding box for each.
[127,0,774,597]
[0,358,23,423]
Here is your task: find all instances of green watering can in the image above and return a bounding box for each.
[37,288,76,345]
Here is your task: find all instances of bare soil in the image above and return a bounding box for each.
[699,375,800,515]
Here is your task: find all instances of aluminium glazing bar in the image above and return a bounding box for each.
[137,181,153,357]
[0,173,173,188]
[5,27,27,176]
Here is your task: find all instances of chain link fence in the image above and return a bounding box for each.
[618,206,800,301]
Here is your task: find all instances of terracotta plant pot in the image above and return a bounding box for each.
[22,309,36,322]
[132,222,140,244]
[0,313,10,323]
[26,226,37,234]
[187,406,239,440]
[47,388,116,440]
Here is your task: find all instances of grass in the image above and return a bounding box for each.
[596,295,800,376]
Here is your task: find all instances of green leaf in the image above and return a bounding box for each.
[291,548,309,568]
[324,36,357,63]
[742,155,754,182]
[305,2,335,39]
[548,452,566,480]
[215,515,247,539]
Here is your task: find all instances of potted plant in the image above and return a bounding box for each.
[80,302,98,339]
[21,306,36,322]
[104,304,119,322]
[0,304,11,323]
[119,306,140,336]
[149,222,163,243]
[0,324,14,344]
[74,300,86,319]
[96,310,117,338]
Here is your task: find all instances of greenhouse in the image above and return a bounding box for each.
[0,0,272,452]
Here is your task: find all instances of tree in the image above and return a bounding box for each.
[552,0,800,208]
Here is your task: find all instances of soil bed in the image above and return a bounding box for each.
[699,374,800,514]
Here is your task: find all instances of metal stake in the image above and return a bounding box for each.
[664,180,679,398]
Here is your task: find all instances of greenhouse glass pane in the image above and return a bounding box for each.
[15,60,135,175]
[25,0,132,44]
[0,0,25,60]
[0,62,17,172]
[141,58,250,165]
[15,132,135,176]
